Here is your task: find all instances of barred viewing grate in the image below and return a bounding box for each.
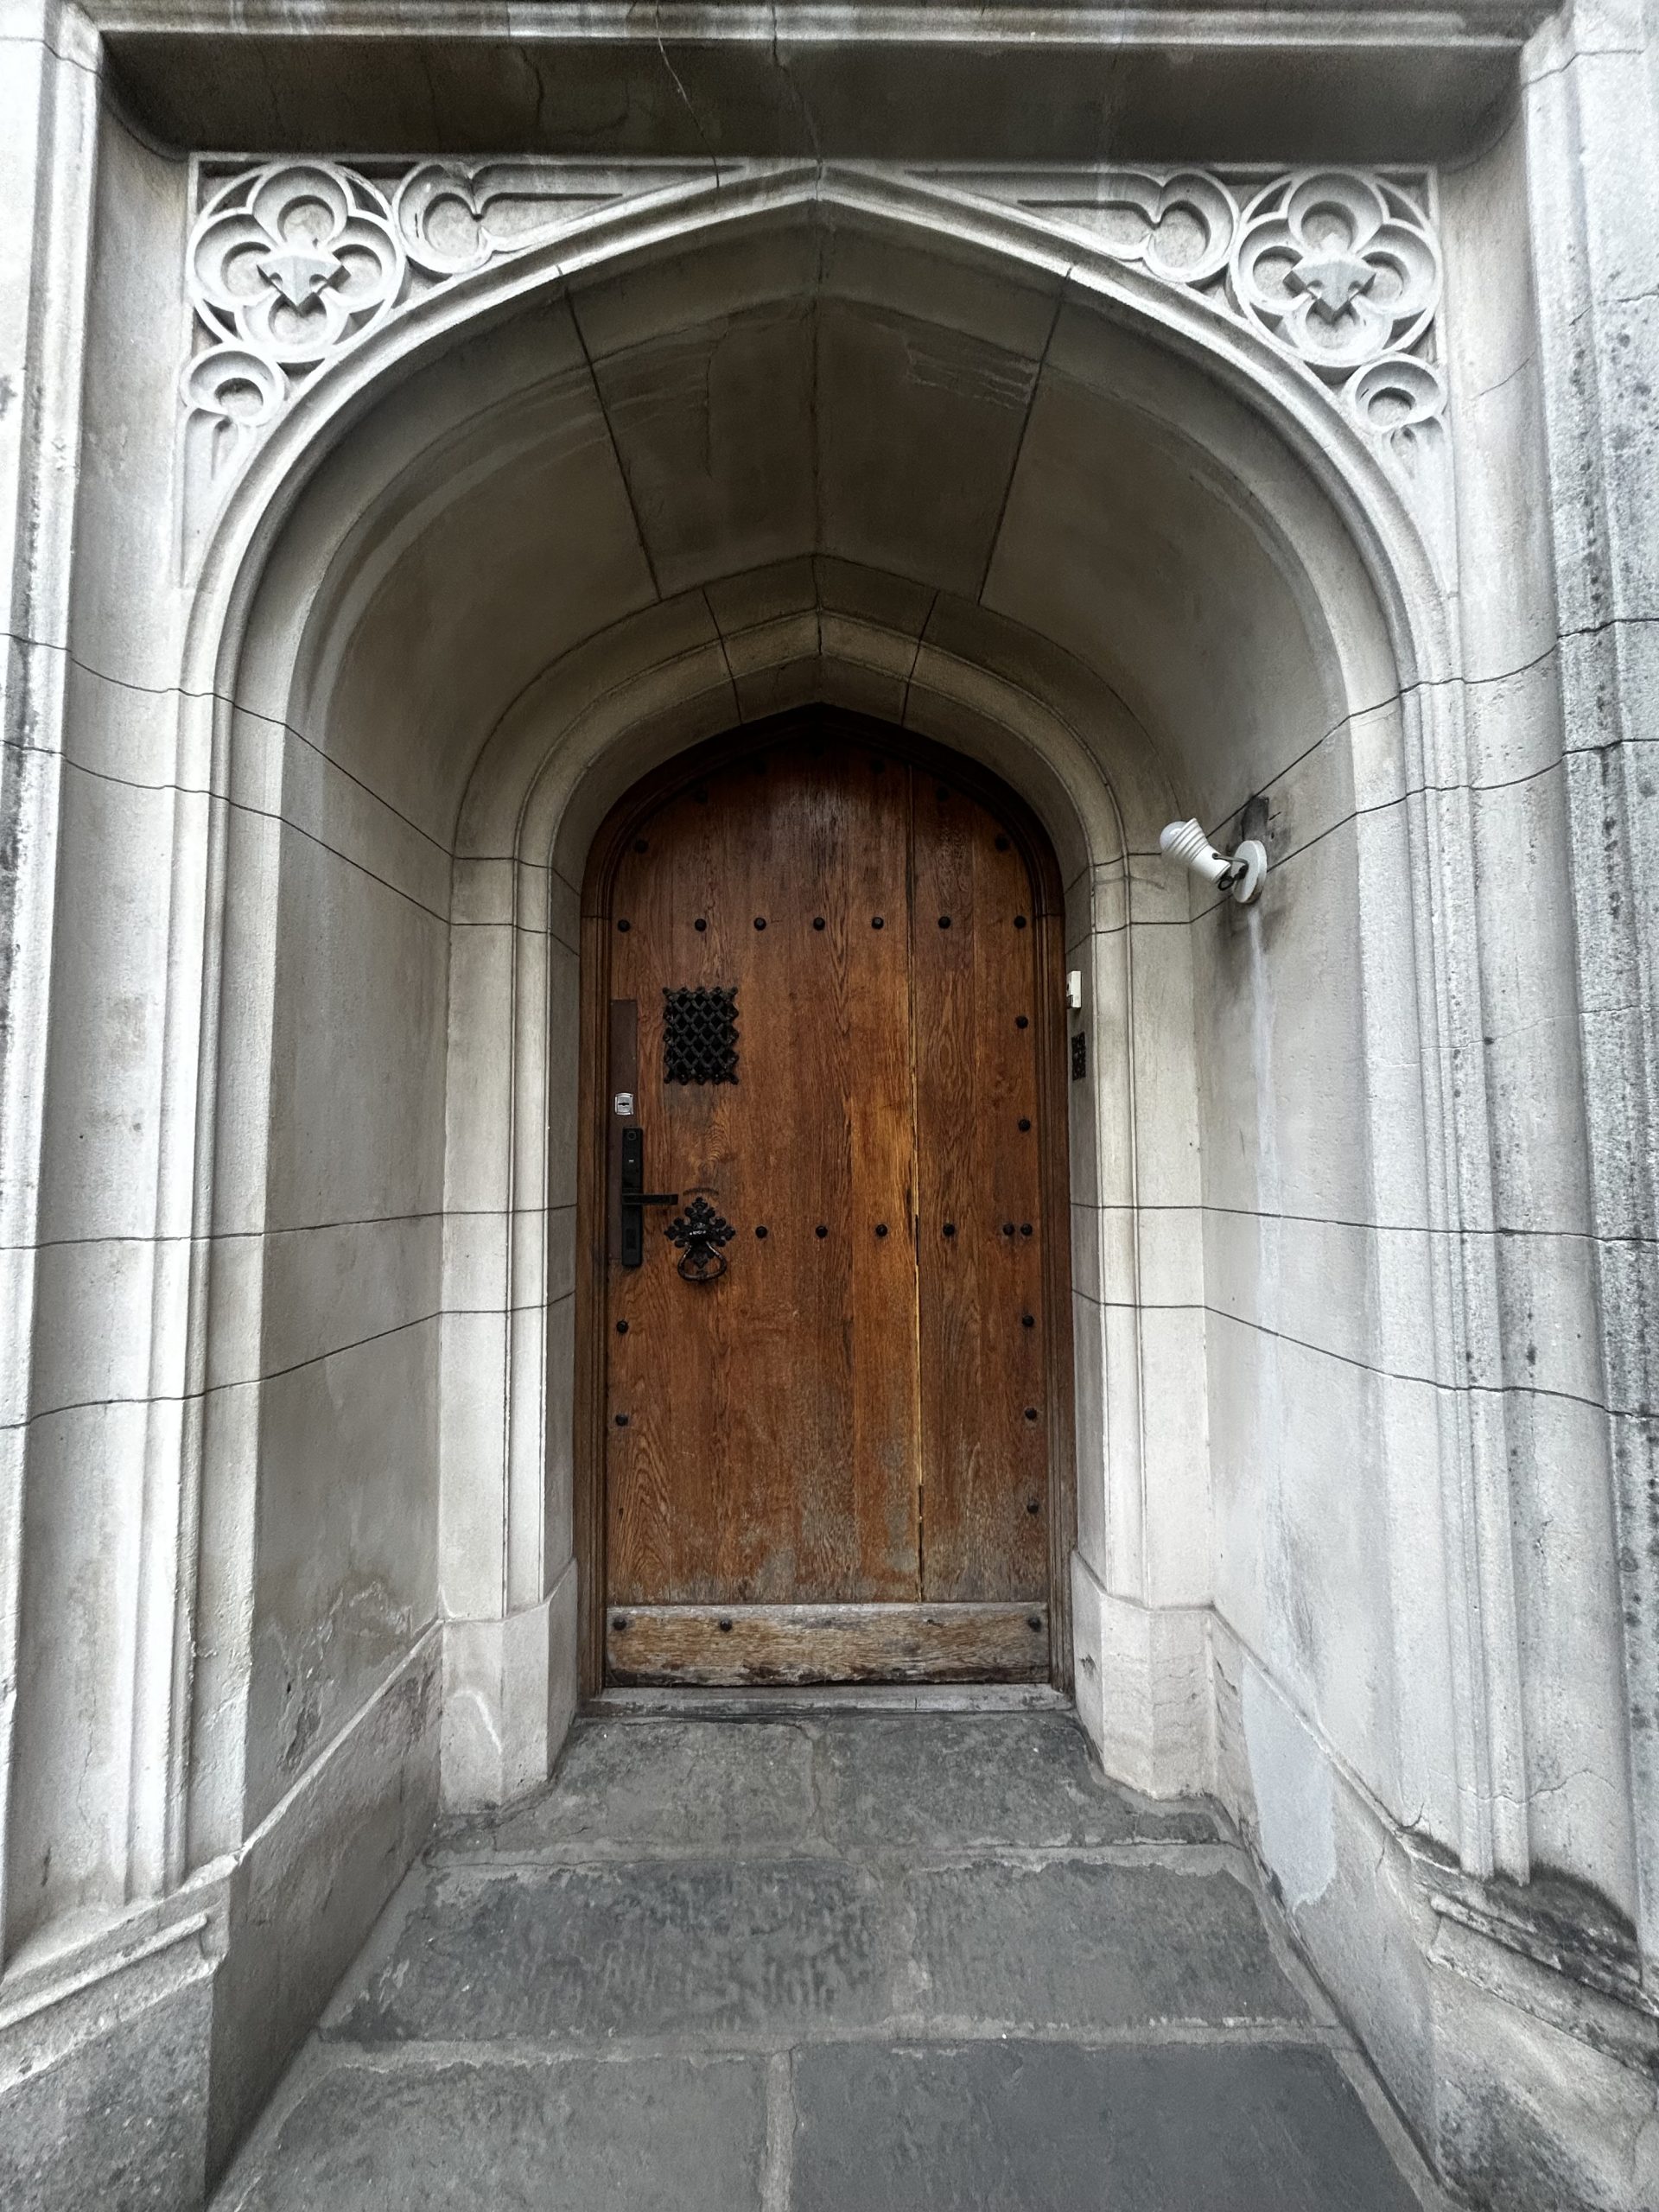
[663,986,739,1084]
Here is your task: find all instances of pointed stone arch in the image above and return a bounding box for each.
[105,174,1528,2134]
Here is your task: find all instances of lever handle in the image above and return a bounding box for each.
[619,1128,679,1268]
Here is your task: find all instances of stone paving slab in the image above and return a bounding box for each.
[810,1712,1220,1851]
[224,2039,1421,2212]
[334,1858,893,2043]
[789,2039,1421,2211]
[220,1711,1429,2210]
[220,2052,767,2212]
[907,1858,1308,2028]
[445,1716,821,1860]
[335,1852,1305,2044]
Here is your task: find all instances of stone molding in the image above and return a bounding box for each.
[1427,1871,1659,2044]
[180,156,1447,545]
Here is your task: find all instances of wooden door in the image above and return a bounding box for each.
[586,715,1070,1687]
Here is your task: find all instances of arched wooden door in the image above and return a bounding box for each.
[576,710,1074,1689]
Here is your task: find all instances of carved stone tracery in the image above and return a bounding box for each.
[1234,171,1440,370]
[181,157,652,496]
[180,156,1446,536]
[1234,171,1445,475]
[982,166,1444,471]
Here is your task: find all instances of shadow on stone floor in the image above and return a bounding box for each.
[212,1708,1437,2211]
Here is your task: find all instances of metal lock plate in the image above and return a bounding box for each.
[619,1127,678,1268]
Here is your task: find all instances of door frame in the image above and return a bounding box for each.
[570,706,1077,1698]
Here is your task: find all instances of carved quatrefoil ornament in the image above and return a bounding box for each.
[183,162,408,486]
[190,165,404,371]
[982,162,1446,499]
[1230,171,1441,378]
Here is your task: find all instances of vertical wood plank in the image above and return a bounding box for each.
[912,770,1050,1606]
[604,737,918,1607]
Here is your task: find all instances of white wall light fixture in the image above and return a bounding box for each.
[1159,817,1268,906]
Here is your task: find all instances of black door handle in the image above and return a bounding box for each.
[619,1127,677,1268]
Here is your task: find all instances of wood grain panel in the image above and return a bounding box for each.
[912,771,1049,1607]
[605,738,918,1607]
[606,1602,1051,1685]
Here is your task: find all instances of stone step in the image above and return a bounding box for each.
[437,1709,1220,1865]
[328,1851,1308,2046]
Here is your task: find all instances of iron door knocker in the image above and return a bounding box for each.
[665,1196,735,1281]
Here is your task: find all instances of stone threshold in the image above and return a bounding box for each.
[589,1681,1072,1719]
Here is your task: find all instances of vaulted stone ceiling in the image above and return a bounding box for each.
[270,199,1374,851]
